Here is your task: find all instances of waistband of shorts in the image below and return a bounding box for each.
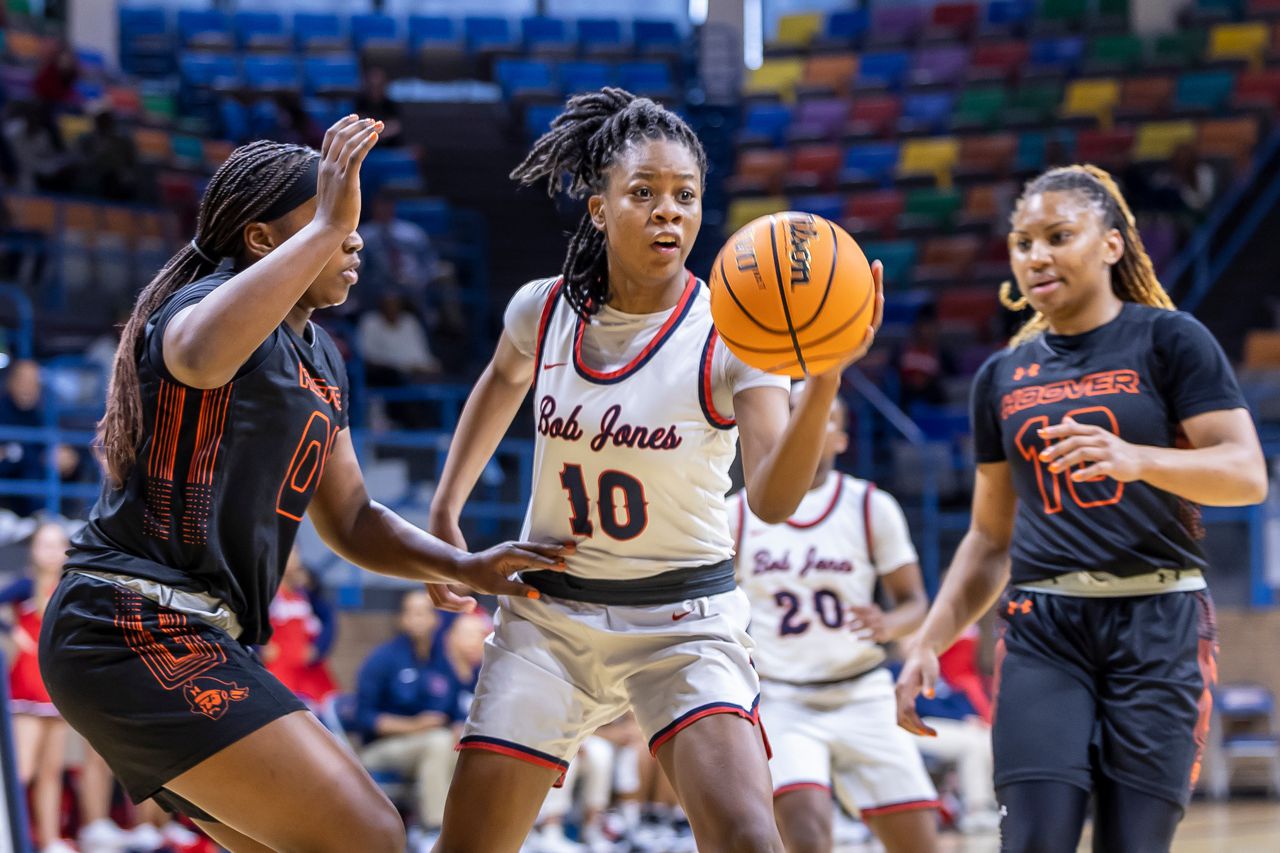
[1016,568,1206,598]
[67,569,244,640]
[521,559,736,606]
[761,662,883,689]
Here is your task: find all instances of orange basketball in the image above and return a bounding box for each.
[709,212,874,379]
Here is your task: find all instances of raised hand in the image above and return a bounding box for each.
[315,115,383,236]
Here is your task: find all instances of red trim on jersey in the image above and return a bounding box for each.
[188,383,233,485]
[863,481,877,567]
[786,474,844,529]
[531,278,565,394]
[773,782,831,798]
[572,272,697,382]
[649,694,766,756]
[457,736,569,787]
[148,380,185,481]
[700,328,735,428]
[861,799,940,817]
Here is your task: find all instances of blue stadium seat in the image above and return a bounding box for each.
[1174,69,1236,112]
[634,19,682,56]
[249,98,281,138]
[841,142,901,185]
[560,60,613,94]
[294,12,344,52]
[525,103,561,138]
[120,6,167,41]
[464,16,516,52]
[1027,36,1084,74]
[177,9,233,50]
[303,55,361,95]
[739,102,793,146]
[579,18,628,57]
[218,98,250,141]
[363,149,423,193]
[788,193,844,221]
[233,11,288,51]
[179,53,240,89]
[899,92,955,134]
[119,3,172,74]
[857,51,911,90]
[242,54,301,92]
[350,13,398,50]
[618,61,674,98]
[824,9,870,44]
[494,58,556,97]
[523,16,574,54]
[304,97,355,128]
[984,0,1034,33]
[408,15,458,50]
[395,198,452,236]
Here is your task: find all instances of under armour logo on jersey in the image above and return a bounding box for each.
[1006,599,1033,616]
[1013,363,1041,381]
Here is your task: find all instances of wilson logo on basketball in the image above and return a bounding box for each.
[732,234,763,287]
[787,216,817,288]
[184,676,251,720]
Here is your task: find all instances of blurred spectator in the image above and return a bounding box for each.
[72,110,140,201]
[358,196,452,309]
[32,40,79,107]
[439,610,489,722]
[275,93,324,150]
[354,66,403,147]
[5,522,75,853]
[895,307,958,409]
[0,360,90,517]
[264,548,339,719]
[357,292,441,429]
[3,101,72,192]
[355,590,460,843]
[1154,143,1217,218]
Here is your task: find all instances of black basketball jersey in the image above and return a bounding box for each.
[971,303,1246,584]
[69,274,350,644]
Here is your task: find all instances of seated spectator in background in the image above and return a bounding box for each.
[1153,143,1217,219]
[358,196,453,311]
[356,590,461,845]
[5,522,74,853]
[0,360,87,517]
[72,109,139,201]
[354,66,403,147]
[3,101,72,192]
[33,39,79,108]
[357,292,441,428]
[895,307,958,410]
[264,548,340,727]
[274,93,324,150]
[439,609,489,722]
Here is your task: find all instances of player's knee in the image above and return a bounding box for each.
[347,799,406,853]
[719,815,784,853]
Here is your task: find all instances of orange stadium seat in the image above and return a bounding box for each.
[955,134,1018,183]
[801,53,858,99]
[7,194,59,233]
[1198,116,1260,174]
[62,201,101,241]
[202,139,236,170]
[133,128,173,165]
[1115,75,1175,121]
[1244,330,1280,368]
[729,148,790,196]
[916,234,982,285]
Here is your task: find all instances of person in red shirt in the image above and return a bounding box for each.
[8,522,74,853]
[264,549,339,710]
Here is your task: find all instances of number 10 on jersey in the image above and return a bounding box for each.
[559,464,648,540]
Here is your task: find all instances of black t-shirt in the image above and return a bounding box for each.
[69,274,350,644]
[971,303,1246,584]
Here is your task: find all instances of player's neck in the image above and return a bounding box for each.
[809,466,834,492]
[284,305,313,335]
[604,263,686,315]
[1044,293,1123,336]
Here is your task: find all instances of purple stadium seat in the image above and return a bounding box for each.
[909,46,970,88]
[786,98,847,143]
[867,6,927,48]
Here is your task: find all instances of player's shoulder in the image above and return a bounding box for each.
[151,272,233,319]
[513,275,563,302]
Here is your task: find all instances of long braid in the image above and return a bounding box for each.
[510,87,707,318]
[1003,164,1175,347]
[100,141,316,488]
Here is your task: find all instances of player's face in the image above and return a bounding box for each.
[264,198,364,311]
[590,138,703,289]
[1008,191,1124,323]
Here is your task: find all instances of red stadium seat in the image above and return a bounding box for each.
[842,189,905,238]
[968,41,1030,83]
[1075,128,1136,171]
[786,144,843,193]
[845,95,902,139]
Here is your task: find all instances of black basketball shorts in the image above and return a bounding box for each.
[991,587,1217,807]
[39,572,305,821]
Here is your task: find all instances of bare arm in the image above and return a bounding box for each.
[1040,408,1267,507]
[850,561,929,644]
[309,431,565,595]
[734,263,885,524]
[896,462,1015,735]
[164,117,380,389]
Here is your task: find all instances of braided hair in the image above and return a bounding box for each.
[100,140,317,487]
[510,88,707,319]
[1001,164,1175,347]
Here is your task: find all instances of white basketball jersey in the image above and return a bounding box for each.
[520,274,744,581]
[733,473,918,683]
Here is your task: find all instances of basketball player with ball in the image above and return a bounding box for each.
[426,88,881,852]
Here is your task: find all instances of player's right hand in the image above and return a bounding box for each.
[809,259,886,381]
[894,642,940,737]
[315,115,382,236]
[452,541,574,600]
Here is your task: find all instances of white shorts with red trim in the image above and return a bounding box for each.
[763,668,938,818]
[460,588,764,784]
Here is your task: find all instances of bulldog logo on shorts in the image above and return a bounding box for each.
[183,676,250,720]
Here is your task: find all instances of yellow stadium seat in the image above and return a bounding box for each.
[898,137,960,185]
[57,114,93,145]
[1061,78,1120,127]
[1132,120,1197,161]
[727,196,788,232]
[774,12,823,48]
[743,58,806,101]
[1208,22,1269,67]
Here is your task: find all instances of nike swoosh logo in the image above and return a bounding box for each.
[672,611,692,621]
[543,361,568,370]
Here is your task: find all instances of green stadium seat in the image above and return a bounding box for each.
[1148,32,1207,70]
[861,240,918,287]
[951,87,1007,130]
[901,187,963,233]
[1085,34,1144,73]
[1039,0,1088,30]
[1005,82,1064,126]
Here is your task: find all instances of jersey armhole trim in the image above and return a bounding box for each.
[699,327,736,430]
[530,278,565,398]
[863,481,876,570]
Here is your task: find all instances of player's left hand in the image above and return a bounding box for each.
[849,604,888,643]
[1037,416,1145,483]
